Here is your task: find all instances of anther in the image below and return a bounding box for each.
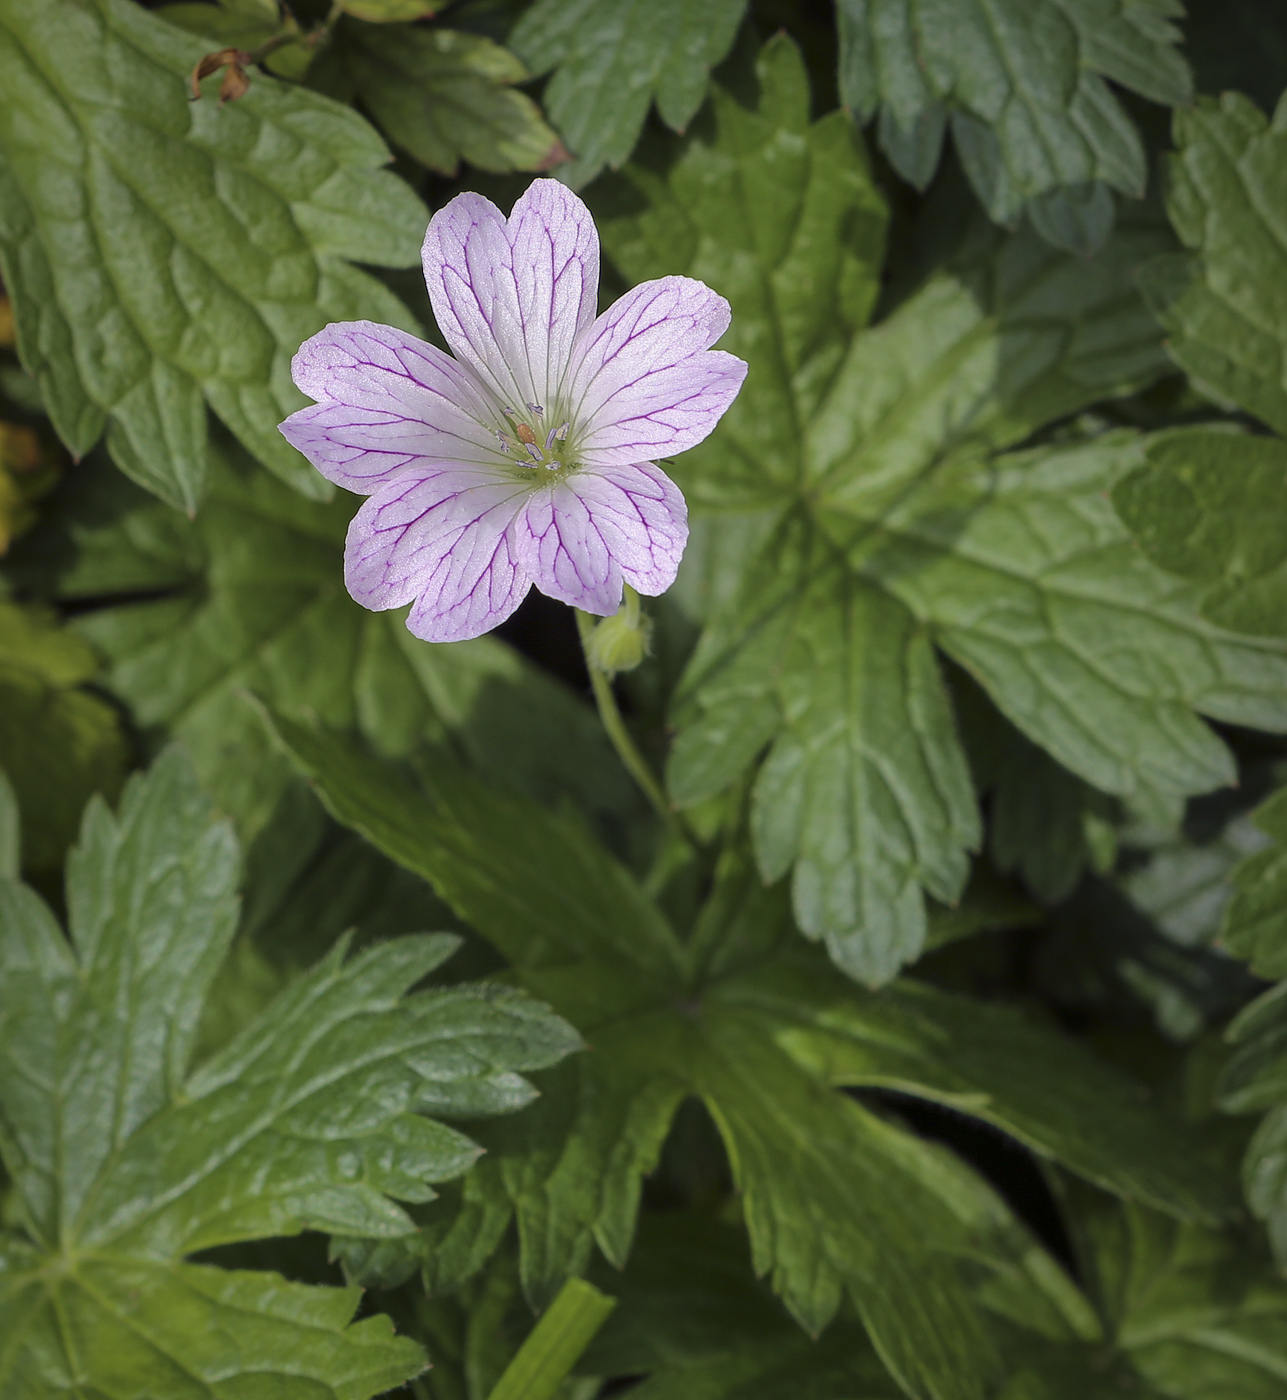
[527,402,545,418]
[554,422,569,441]
[526,443,543,464]
[496,431,510,453]
[544,427,559,452]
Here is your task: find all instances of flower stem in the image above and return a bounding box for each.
[575,608,673,827]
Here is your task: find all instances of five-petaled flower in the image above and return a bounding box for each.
[279,179,747,643]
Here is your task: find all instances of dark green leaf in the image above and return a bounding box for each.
[717,950,1234,1223]
[1139,93,1287,437]
[509,0,747,187]
[0,748,580,1396]
[0,600,128,874]
[12,443,631,836]
[593,36,1261,982]
[0,0,425,510]
[1219,787,1287,978]
[1114,429,1287,637]
[1066,1184,1287,1398]
[278,719,1234,1398]
[836,0,1191,254]
[314,21,564,176]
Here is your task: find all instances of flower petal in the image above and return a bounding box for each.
[345,466,532,643]
[421,181,599,413]
[565,277,747,466]
[514,480,622,616]
[568,462,689,596]
[514,462,688,614]
[280,321,503,493]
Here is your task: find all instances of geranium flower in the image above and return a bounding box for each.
[279,180,747,643]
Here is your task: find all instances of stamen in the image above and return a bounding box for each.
[544,427,558,452]
[526,443,543,464]
[502,407,519,421]
[496,431,510,453]
[555,422,569,441]
[527,402,545,418]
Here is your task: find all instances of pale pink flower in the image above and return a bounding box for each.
[279,180,746,642]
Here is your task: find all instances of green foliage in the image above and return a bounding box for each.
[510,0,747,187]
[2,4,1287,1397]
[596,36,1287,984]
[6,442,632,836]
[276,716,1232,1400]
[0,0,425,512]
[1218,787,1287,979]
[311,20,565,176]
[0,600,128,874]
[1113,98,1287,639]
[581,1202,1287,1400]
[836,0,1191,254]
[1140,93,1287,438]
[0,748,580,1398]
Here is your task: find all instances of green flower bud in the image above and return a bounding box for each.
[586,592,653,676]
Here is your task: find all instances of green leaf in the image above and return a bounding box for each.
[836,0,1191,254]
[341,0,435,20]
[509,0,747,187]
[0,600,128,874]
[1218,787,1287,978]
[580,1215,905,1399]
[0,0,426,511]
[718,950,1233,1223]
[1140,93,1287,438]
[276,718,1234,1400]
[314,21,565,176]
[0,747,581,1397]
[670,516,979,985]
[156,1,315,80]
[10,442,632,836]
[956,677,1115,905]
[0,770,16,879]
[1114,429,1287,638]
[1121,812,1269,949]
[856,436,1287,823]
[1065,1184,1287,1399]
[594,35,1264,981]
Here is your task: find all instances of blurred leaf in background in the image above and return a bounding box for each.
[0,601,127,876]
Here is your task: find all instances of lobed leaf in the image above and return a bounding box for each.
[510,0,747,187]
[0,748,580,1398]
[313,22,565,177]
[1140,93,1287,438]
[0,0,426,510]
[8,442,632,836]
[279,717,1235,1398]
[591,36,1272,982]
[837,0,1191,254]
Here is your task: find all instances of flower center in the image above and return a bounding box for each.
[495,403,575,477]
